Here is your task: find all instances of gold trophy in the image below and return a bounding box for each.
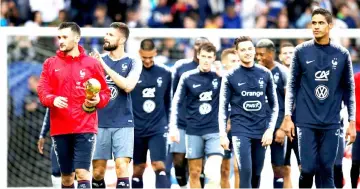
[82,78,101,113]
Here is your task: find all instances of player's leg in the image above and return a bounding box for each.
[233,154,240,188]
[283,136,293,189]
[52,134,76,188]
[149,133,170,188]
[113,127,134,188]
[271,128,287,188]
[132,135,149,189]
[203,133,224,189]
[50,145,61,189]
[318,128,339,188]
[232,135,252,188]
[92,128,112,188]
[170,128,188,187]
[297,127,318,188]
[221,153,231,188]
[251,138,267,188]
[221,132,232,189]
[334,128,345,188]
[186,134,205,188]
[73,133,96,188]
[350,131,360,188]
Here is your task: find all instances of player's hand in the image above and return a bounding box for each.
[275,129,286,145]
[262,128,273,147]
[169,128,180,143]
[226,119,231,133]
[346,121,356,145]
[84,93,100,107]
[220,135,230,150]
[53,96,68,108]
[282,116,295,141]
[89,49,105,65]
[37,138,45,154]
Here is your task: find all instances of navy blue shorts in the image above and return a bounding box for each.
[352,131,360,162]
[133,133,167,165]
[52,133,96,175]
[50,145,61,177]
[271,128,287,166]
[284,127,300,166]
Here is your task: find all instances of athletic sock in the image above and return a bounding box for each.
[92,178,106,188]
[116,177,130,188]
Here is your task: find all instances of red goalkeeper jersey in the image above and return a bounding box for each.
[37,45,110,136]
[355,72,360,131]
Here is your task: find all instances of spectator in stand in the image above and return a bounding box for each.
[49,10,68,26]
[126,7,143,28]
[205,13,223,28]
[170,0,195,28]
[29,0,64,25]
[222,2,241,29]
[183,14,198,28]
[24,11,42,28]
[148,0,173,28]
[92,4,112,28]
[336,2,357,28]
[1,1,9,26]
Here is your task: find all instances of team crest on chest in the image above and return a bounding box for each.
[332,58,338,70]
[157,77,163,87]
[122,63,128,72]
[80,69,86,78]
[273,73,279,83]
[212,78,218,89]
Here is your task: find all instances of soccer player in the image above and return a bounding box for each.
[278,42,295,69]
[218,48,240,189]
[281,8,356,188]
[169,42,224,189]
[37,22,111,189]
[255,39,288,188]
[89,22,142,189]
[350,72,360,188]
[37,108,61,189]
[130,39,171,188]
[219,36,278,188]
[170,37,209,188]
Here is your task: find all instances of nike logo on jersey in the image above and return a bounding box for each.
[306,60,315,64]
[55,69,61,72]
[193,84,201,88]
[238,82,246,86]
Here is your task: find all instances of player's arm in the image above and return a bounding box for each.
[164,71,172,122]
[282,48,301,139]
[37,58,57,107]
[101,57,142,93]
[171,65,181,97]
[92,62,111,108]
[266,71,279,131]
[38,108,50,154]
[218,75,232,137]
[169,74,188,142]
[39,108,50,139]
[342,51,356,144]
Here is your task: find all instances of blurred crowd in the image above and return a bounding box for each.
[2,0,360,29]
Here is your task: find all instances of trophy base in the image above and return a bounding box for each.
[82,104,96,113]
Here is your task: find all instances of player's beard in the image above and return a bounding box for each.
[103,42,118,51]
[60,44,75,53]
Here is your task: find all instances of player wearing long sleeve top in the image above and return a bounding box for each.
[218,36,278,188]
[169,42,224,189]
[281,8,356,188]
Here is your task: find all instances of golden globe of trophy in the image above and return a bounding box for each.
[82,78,101,113]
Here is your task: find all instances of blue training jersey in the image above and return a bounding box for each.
[131,63,172,137]
[171,59,198,129]
[170,68,221,136]
[219,64,279,139]
[285,40,355,129]
[97,54,142,128]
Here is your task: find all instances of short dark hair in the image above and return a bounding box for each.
[110,22,130,40]
[280,41,294,53]
[312,8,332,24]
[221,48,237,60]
[256,39,275,52]
[234,36,252,50]
[140,39,155,51]
[198,42,217,55]
[58,22,81,35]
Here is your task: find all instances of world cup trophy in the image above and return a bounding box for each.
[82,78,101,113]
